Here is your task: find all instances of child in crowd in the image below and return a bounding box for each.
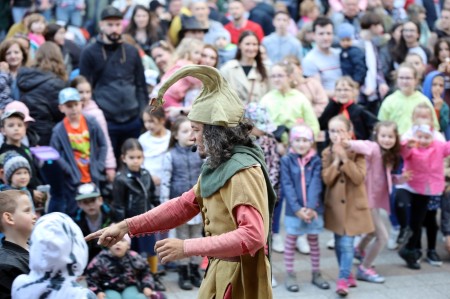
[343,121,405,283]
[160,116,203,291]
[297,0,320,28]
[378,63,440,135]
[113,138,165,292]
[0,190,36,297]
[12,212,95,299]
[138,106,170,192]
[214,31,237,68]
[405,53,427,84]
[158,37,203,109]
[0,110,43,199]
[73,182,115,263]
[50,87,107,216]
[26,13,46,58]
[319,76,378,141]
[1,152,35,210]
[322,115,374,296]
[71,76,117,183]
[337,23,368,87]
[86,235,166,299]
[422,71,450,135]
[398,118,450,269]
[281,124,329,292]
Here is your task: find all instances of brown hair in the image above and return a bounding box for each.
[26,13,46,32]
[0,38,29,67]
[300,0,318,17]
[143,105,166,120]
[202,44,219,68]
[373,121,401,169]
[168,116,190,148]
[396,62,419,80]
[335,76,360,89]
[70,75,90,88]
[0,190,27,232]
[328,114,353,140]
[33,41,68,81]
[236,31,268,81]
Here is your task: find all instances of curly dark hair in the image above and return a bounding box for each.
[202,119,255,169]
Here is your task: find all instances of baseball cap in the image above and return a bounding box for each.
[101,6,123,20]
[58,87,81,105]
[1,110,25,124]
[76,183,101,201]
[5,101,35,122]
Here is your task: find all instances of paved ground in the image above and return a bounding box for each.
[157,229,450,299]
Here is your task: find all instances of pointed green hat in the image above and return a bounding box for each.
[151,65,244,127]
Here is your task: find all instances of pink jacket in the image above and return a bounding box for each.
[83,101,117,169]
[401,140,450,195]
[160,59,202,108]
[349,140,404,212]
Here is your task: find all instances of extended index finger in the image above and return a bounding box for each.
[85,228,106,242]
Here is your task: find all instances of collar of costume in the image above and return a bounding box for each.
[150,65,244,127]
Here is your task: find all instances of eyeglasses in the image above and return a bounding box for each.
[270,74,286,79]
[335,88,352,93]
[398,76,414,81]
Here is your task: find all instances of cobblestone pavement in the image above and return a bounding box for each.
[157,229,450,299]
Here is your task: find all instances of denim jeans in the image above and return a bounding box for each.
[334,234,355,279]
[272,195,284,234]
[56,4,83,27]
[12,7,30,23]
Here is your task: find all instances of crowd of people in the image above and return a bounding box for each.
[0,0,450,298]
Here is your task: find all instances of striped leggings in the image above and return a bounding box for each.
[284,234,320,273]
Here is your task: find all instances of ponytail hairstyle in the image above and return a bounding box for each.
[373,121,401,169]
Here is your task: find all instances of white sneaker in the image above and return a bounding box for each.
[272,233,285,253]
[272,276,278,288]
[327,237,335,249]
[387,227,400,250]
[296,235,310,254]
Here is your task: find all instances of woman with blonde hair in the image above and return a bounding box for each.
[17,41,67,145]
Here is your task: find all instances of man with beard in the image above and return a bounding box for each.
[86,65,276,299]
[79,6,148,161]
[224,0,264,44]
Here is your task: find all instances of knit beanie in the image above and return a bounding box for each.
[337,23,355,39]
[3,152,31,184]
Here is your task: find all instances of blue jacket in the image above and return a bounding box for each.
[50,115,107,187]
[423,70,450,132]
[281,152,323,217]
[340,45,367,86]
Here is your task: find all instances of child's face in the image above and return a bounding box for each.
[270,65,290,91]
[370,23,384,35]
[291,137,313,155]
[273,13,289,32]
[376,125,397,150]
[339,37,352,49]
[54,27,66,46]
[415,131,433,148]
[30,20,46,34]
[438,41,450,63]
[412,107,432,123]
[307,7,320,20]
[176,120,194,147]
[59,101,82,122]
[200,47,217,67]
[110,238,130,258]
[431,76,445,98]
[76,82,92,108]
[189,46,203,64]
[5,43,24,69]
[1,117,26,143]
[215,37,228,49]
[143,112,165,136]
[122,149,144,172]
[405,55,425,79]
[397,67,417,95]
[335,81,354,104]
[328,119,352,143]
[11,168,30,188]
[12,194,36,237]
[77,197,103,218]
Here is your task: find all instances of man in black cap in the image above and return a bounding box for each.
[79,6,148,161]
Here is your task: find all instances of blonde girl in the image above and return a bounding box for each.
[322,115,374,296]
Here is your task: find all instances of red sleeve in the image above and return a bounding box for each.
[127,189,200,237]
[255,24,264,42]
[183,204,265,258]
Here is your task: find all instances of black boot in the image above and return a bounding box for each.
[153,273,166,291]
[189,263,203,287]
[178,265,193,290]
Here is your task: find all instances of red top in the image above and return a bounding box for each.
[225,20,264,45]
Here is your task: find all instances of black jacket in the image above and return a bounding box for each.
[319,100,378,140]
[79,38,148,124]
[16,67,66,146]
[0,238,30,299]
[74,203,116,263]
[340,46,367,86]
[113,167,157,221]
[249,4,275,35]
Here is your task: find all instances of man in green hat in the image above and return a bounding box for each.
[86,65,276,299]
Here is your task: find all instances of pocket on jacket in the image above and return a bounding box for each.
[354,197,369,210]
